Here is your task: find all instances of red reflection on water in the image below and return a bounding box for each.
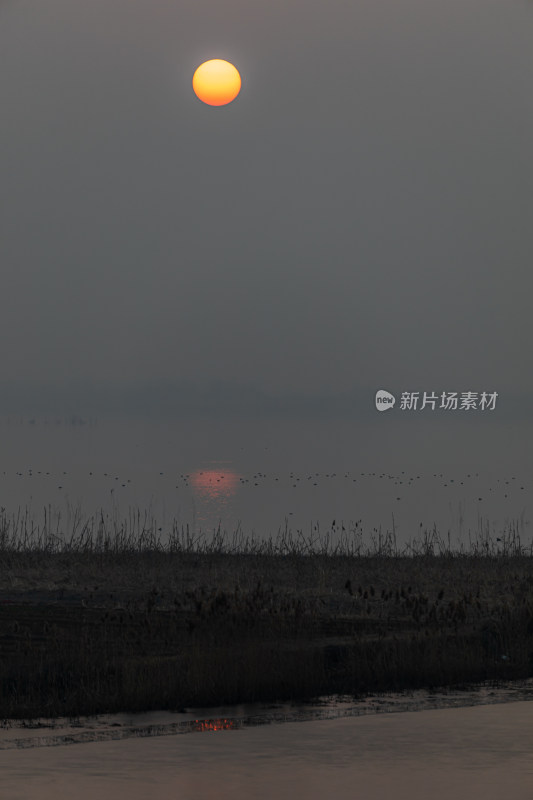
[190,469,240,500]
[192,718,237,732]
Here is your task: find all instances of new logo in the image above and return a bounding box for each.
[375,390,396,412]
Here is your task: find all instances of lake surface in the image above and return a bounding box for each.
[0,415,531,552]
[1,691,532,799]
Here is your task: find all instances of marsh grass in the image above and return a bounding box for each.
[0,504,532,720]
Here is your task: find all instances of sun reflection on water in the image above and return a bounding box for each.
[190,468,241,500]
[189,465,242,532]
[191,718,238,733]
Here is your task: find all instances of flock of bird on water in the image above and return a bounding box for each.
[3,468,526,499]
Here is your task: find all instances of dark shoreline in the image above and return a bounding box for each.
[2,679,533,750]
[1,549,532,720]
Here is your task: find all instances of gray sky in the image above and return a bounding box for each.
[0,0,532,421]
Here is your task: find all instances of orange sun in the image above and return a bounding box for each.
[192,59,241,106]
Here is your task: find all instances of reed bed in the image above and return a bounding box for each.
[0,503,530,558]
[0,504,532,720]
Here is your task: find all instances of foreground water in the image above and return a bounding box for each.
[1,685,532,799]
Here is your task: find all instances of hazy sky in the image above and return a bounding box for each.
[0,0,532,421]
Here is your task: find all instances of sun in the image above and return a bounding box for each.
[192,59,241,106]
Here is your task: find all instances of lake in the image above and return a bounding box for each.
[1,689,532,799]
